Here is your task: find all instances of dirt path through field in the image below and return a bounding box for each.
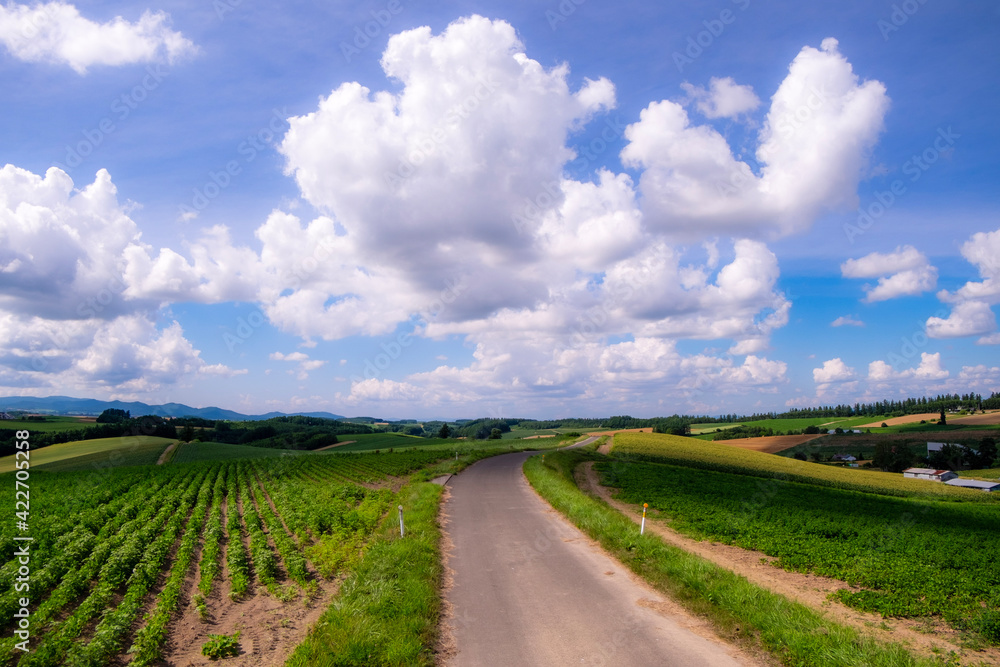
[313,440,355,451]
[439,450,765,666]
[157,441,178,465]
[576,461,1000,665]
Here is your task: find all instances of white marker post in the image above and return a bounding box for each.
[398,505,405,537]
[640,503,648,535]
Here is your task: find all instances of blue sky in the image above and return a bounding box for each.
[0,0,998,419]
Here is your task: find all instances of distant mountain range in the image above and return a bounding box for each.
[0,396,347,422]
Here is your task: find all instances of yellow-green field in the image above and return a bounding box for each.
[612,432,993,501]
[0,435,175,473]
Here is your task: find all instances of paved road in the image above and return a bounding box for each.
[442,449,751,666]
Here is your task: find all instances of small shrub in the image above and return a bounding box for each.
[202,631,241,660]
[881,422,888,428]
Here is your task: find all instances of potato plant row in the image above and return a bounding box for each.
[0,449,448,665]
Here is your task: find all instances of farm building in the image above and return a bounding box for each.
[943,478,1000,492]
[927,441,972,455]
[902,468,958,482]
[0,412,12,420]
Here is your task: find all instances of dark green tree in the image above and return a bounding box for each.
[939,408,947,425]
[438,423,451,439]
[489,428,502,440]
[180,424,195,443]
[975,437,997,468]
[873,442,915,472]
[96,408,130,423]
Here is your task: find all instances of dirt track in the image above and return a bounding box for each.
[439,450,760,666]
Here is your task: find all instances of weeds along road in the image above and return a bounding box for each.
[441,446,753,666]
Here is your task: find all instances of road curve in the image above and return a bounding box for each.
[441,449,752,666]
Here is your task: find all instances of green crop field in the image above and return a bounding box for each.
[0,449,450,665]
[0,436,174,474]
[689,423,743,434]
[595,457,1000,641]
[691,415,888,439]
[502,427,604,439]
[171,441,310,463]
[328,432,441,452]
[330,432,575,452]
[0,417,95,433]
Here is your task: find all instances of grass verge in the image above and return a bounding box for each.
[524,449,948,667]
[285,481,443,666]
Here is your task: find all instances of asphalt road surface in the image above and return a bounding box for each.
[442,449,752,666]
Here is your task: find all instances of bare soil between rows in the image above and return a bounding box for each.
[575,461,1000,666]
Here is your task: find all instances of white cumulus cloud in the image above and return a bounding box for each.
[831,315,864,327]
[622,38,889,238]
[680,76,761,119]
[0,2,197,74]
[930,226,1000,344]
[840,245,936,302]
[813,358,856,384]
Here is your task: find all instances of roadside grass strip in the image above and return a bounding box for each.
[524,450,945,667]
[286,482,443,667]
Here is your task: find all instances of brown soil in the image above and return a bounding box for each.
[434,485,458,663]
[522,434,557,439]
[575,461,1000,666]
[952,410,1000,425]
[711,434,825,453]
[313,440,356,451]
[160,480,341,666]
[157,441,179,465]
[858,413,941,428]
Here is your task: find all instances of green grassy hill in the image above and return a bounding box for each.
[0,435,174,473]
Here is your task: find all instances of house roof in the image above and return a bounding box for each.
[903,468,953,475]
[944,479,1000,490]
